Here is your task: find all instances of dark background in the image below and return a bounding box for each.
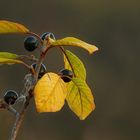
[0,0,140,140]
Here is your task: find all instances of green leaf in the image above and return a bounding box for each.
[0,58,23,64]
[66,78,95,120]
[50,37,98,54]
[64,50,86,80]
[0,52,23,64]
[0,52,18,59]
[0,20,29,34]
[64,50,96,119]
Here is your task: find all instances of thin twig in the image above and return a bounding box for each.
[7,106,19,116]
[9,54,45,140]
[22,62,31,70]
[9,35,52,140]
[18,55,38,62]
[9,93,32,140]
[0,100,18,116]
[0,99,7,109]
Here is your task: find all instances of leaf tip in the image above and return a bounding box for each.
[0,20,29,34]
[88,45,99,54]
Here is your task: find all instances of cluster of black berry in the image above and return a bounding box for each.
[3,33,73,105]
[24,32,73,81]
[24,32,56,52]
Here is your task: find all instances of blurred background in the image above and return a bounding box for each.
[0,0,140,140]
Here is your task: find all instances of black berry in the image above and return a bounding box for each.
[31,63,46,78]
[24,36,39,51]
[41,32,55,40]
[59,69,73,82]
[4,90,18,105]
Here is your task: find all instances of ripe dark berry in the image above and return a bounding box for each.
[4,90,18,105]
[41,32,55,40]
[59,69,73,82]
[24,36,39,51]
[31,63,46,78]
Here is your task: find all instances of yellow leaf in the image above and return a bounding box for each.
[0,58,23,64]
[50,37,98,54]
[0,52,18,59]
[64,50,86,80]
[34,73,67,112]
[66,78,95,120]
[0,20,29,34]
[0,52,23,64]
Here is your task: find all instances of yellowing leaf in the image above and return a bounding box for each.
[0,20,29,34]
[0,58,23,64]
[34,73,67,112]
[66,78,95,120]
[64,50,86,80]
[64,50,95,119]
[50,37,98,54]
[0,52,23,64]
[0,52,18,59]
